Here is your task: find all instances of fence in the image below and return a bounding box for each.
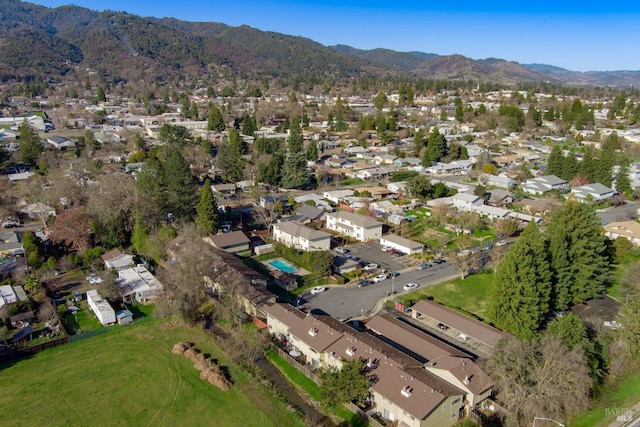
[270,344,321,384]
[69,327,109,343]
[348,402,385,427]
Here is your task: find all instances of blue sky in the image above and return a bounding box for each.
[30,1,640,72]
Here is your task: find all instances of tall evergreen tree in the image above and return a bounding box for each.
[579,147,598,183]
[195,179,221,235]
[305,141,318,162]
[561,151,579,182]
[412,128,426,156]
[241,115,257,136]
[216,137,244,183]
[130,211,149,255]
[547,201,610,303]
[207,106,226,132]
[18,120,43,165]
[288,116,303,153]
[547,226,573,311]
[136,157,165,227]
[421,127,447,165]
[615,159,632,196]
[547,145,564,177]
[595,149,614,187]
[162,149,197,222]
[487,222,551,338]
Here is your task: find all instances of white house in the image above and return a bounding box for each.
[379,234,424,255]
[116,265,165,304]
[451,193,484,211]
[570,183,615,202]
[520,175,568,195]
[46,135,75,150]
[272,220,331,251]
[325,211,383,242]
[86,289,116,325]
[322,189,355,204]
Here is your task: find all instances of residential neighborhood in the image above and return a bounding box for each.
[2,2,640,426]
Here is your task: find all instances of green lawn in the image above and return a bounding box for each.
[0,319,304,427]
[396,269,494,320]
[266,350,366,427]
[61,300,104,334]
[571,366,640,427]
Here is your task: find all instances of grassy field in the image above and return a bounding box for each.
[571,366,640,426]
[396,269,494,320]
[0,319,303,427]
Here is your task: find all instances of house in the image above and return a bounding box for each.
[272,221,331,252]
[115,309,134,325]
[356,166,396,180]
[323,189,355,204]
[486,189,514,207]
[451,193,484,212]
[116,265,165,304]
[325,211,383,242]
[410,300,509,358]
[472,205,510,221]
[570,183,615,202]
[0,232,24,256]
[235,180,254,193]
[369,200,404,218]
[294,194,330,210]
[0,285,27,308]
[520,175,568,195]
[46,135,75,150]
[331,256,361,274]
[19,202,56,220]
[211,183,237,198]
[379,234,424,255]
[86,289,116,325]
[480,174,515,190]
[294,204,325,223]
[604,221,640,246]
[101,248,135,271]
[206,230,251,254]
[373,153,398,165]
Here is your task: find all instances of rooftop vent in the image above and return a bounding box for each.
[463,375,471,385]
[308,328,319,337]
[346,347,356,356]
[401,386,413,398]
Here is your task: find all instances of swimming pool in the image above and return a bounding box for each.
[269,259,298,274]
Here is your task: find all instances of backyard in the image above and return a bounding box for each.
[0,318,304,427]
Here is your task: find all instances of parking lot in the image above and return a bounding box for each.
[335,241,411,273]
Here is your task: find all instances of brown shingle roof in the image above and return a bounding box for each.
[207,230,250,249]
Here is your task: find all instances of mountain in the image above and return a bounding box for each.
[523,64,640,87]
[1,1,639,88]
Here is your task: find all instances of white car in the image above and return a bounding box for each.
[495,240,508,247]
[335,247,349,254]
[363,263,379,271]
[381,246,393,252]
[86,274,103,284]
[373,273,390,283]
[310,286,326,295]
[403,282,419,291]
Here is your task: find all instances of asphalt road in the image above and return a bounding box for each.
[301,261,460,320]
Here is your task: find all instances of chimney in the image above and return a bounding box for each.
[463,375,471,385]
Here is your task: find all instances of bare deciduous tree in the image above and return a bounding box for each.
[49,207,93,253]
[486,336,591,426]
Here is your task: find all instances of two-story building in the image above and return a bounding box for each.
[272,220,331,252]
[325,211,383,242]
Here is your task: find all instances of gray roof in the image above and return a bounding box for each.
[273,220,331,241]
[328,210,383,229]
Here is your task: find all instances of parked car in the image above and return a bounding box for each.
[363,263,379,271]
[433,258,445,264]
[496,240,508,247]
[373,273,390,283]
[86,274,102,284]
[2,220,19,228]
[310,286,326,295]
[403,282,419,291]
[335,247,349,254]
[381,245,393,252]
[390,271,400,277]
[357,279,372,288]
[417,262,431,270]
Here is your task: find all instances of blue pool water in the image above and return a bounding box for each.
[269,259,298,274]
